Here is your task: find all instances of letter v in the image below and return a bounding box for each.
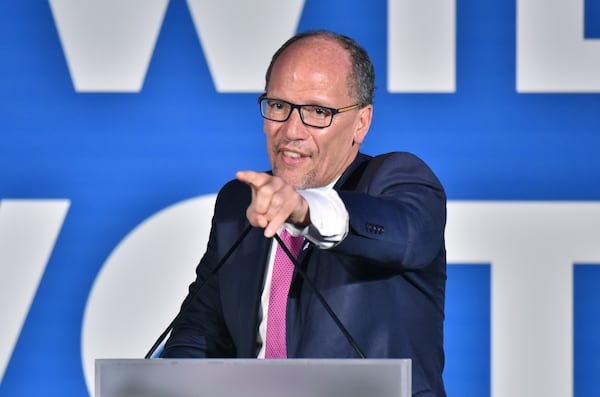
[0,200,70,383]
[49,0,169,92]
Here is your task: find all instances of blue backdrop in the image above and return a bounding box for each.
[1,1,599,396]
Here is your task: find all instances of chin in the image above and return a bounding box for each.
[284,176,307,189]
[276,172,305,189]
[274,165,317,189]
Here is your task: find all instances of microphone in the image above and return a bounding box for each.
[144,223,253,359]
[273,233,366,359]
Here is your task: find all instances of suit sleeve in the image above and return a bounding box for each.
[335,152,446,269]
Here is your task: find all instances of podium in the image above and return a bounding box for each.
[96,358,411,397]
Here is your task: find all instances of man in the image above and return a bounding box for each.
[161,30,447,397]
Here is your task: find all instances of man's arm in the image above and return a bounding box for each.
[235,151,446,269]
[335,152,446,269]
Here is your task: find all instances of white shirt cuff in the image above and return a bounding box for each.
[286,186,349,249]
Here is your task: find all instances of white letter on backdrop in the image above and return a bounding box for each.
[49,0,169,92]
[517,0,600,92]
[446,202,600,397]
[186,0,304,92]
[0,200,70,383]
[388,0,456,92]
[81,195,216,396]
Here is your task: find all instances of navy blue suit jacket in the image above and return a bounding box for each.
[162,152,447,397]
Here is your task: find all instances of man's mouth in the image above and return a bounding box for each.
[282,150,302,159]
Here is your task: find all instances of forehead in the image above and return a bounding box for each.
[267,37,353,101]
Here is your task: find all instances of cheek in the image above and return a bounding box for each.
[317,131,355,171]
[317,128,351,154]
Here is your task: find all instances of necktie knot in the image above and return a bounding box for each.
[279,229,304,258]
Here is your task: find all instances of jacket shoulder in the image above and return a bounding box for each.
[340,151,444,192]
[213,179,251,219]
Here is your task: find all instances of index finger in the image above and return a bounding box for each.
[235,170,271,188]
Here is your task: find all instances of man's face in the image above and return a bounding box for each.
[263,37,372,189]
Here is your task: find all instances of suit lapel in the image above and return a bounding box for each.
[219,226,270,357]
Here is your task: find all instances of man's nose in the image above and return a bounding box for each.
[281,108,309,139]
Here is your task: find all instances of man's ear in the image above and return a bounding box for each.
[353,104,373,145]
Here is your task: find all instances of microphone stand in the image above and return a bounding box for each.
[144,224,253,359]
[145,224,366,360]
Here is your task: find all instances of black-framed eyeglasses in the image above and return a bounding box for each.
[258,94,361,128]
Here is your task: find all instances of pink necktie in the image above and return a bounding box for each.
[265,229,304,358]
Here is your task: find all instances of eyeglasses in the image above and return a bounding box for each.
[258,94,361,128]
